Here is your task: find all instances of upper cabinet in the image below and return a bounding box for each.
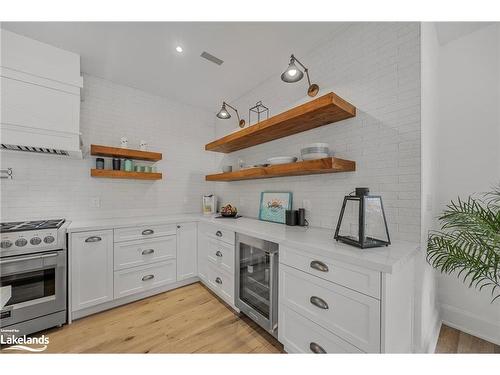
[0,29,83,157]
[205,92,356,153]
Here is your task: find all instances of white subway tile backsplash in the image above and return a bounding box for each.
[213,22,421,242]
[1,74,216,221]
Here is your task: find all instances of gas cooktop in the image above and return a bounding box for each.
[0,219,66,233]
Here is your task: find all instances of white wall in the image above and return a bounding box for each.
[417,22,441,353]
[213,22,422,242]
[434,24,500,345]
[0,74,216,220]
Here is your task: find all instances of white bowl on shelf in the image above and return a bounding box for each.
[267,156,297,165]
[301,152,330,161]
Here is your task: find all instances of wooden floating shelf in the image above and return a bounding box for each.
[91,169,162,180]
[90,144,162,162]
[205,92,356,153]
[206,157,356,182]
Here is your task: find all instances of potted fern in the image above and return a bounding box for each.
[427,185,500,302]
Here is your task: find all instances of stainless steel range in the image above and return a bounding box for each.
[0,219,68,338]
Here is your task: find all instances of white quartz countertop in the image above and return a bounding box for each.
[68,214,419,273]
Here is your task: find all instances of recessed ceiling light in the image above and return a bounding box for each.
[175,46,183,53]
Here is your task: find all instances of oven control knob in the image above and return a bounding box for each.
[0,240,12,249]
[30,237,42,245]
[15,238,28,247]
[44,235,55,244]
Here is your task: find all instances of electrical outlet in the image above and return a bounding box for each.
[90,197,101,208]
[302,199,311,210]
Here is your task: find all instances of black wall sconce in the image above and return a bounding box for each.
[216,101,246,128]
[334,188,391,249]
[281,54,319,97]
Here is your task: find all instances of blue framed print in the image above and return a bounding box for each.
[258,191,293,224]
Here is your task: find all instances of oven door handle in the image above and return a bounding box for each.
[0,252,59,265]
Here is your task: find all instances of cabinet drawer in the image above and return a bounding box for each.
[114,236,176,271]
[280,246,381,299]
[207,238,234,274]
[279,264,380,353]
[199,223,235,246]
[114,260,176,299]
[206,262,234,306]
[114,224,176,242]
[279,305,363,353]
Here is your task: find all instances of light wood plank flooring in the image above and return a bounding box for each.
[5,282,283,353]
[435,324,500,353]
[2,282,498,353]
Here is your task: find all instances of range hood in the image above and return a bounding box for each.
[0,119,83,158]
[1,29,84,159]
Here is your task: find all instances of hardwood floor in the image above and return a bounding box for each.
[5,282,283,354]
[2,282,498,353]
[435,325,500,353]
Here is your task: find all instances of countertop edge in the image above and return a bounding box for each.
[66,214,420,274]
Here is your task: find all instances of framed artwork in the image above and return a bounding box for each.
[258,191,293,224]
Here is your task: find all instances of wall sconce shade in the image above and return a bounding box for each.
[216,101,245,128]
[280,54,319,97]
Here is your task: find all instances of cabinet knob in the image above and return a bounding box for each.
[309,342,326,354]
[177,225,181,229]
[215,230,222,237]
[310,296,329,310]
[142,274,155,281]
[310,260,329,272]
[215,277,222,285]
[141,248,155,255]
[215,250,223,257]
[142,229,154,235]
[85,236,102,243]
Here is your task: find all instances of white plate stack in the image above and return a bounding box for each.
[300,143,330,160]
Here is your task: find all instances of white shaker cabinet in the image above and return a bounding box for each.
[70,230,114,311]
[176,222,198,281]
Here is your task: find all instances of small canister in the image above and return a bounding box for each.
[285,210,298,226]
[298,208,308,227]
[124,159,133,172]
[96,158,105,170]
[112,158,121,170]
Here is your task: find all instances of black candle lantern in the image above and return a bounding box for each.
[334,188,391,249]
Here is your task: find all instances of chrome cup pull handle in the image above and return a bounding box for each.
[215,277,222,284]
[309,342,326,354]
[310,260,329,272]
[215,231,222,237]
[310,296,329,310]
[85,236,102,243]
[142,229,154,235]
[141,248,155,255]
[142,274,155,281]
[215,250,223,257]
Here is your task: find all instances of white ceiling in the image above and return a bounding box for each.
[2,22,350,112]
[434,22,495,45]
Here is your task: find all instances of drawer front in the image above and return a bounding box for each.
[114,260,176,299]
[207,238,234,274]
[114,236,176,271]
[279,305,363,353]
[280,246,381,299]
[114,224,176,242]
[200,223,235,246]
[279,264,380,353]
[206,262,234,306]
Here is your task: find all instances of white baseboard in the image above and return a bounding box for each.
[441,303,500,346]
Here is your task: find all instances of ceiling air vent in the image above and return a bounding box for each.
[200,51,224,66]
